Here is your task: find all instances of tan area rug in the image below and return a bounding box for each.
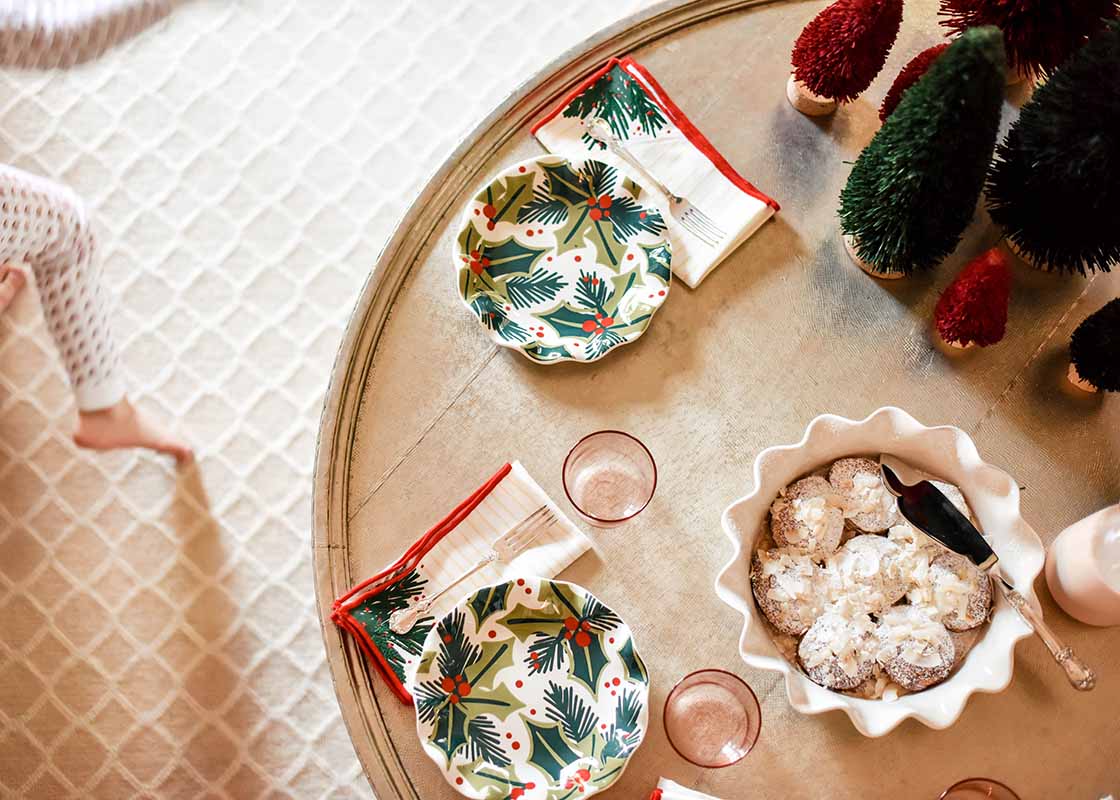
[0,1,649,797]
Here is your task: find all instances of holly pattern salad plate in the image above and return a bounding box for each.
[413,577,650,799]
[454,155,673,364]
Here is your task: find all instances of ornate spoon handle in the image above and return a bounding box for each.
[995,576,1096,691]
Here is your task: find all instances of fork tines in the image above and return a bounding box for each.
[498,504,556,552]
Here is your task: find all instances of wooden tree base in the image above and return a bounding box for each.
[843,234,904,279]
[1068,362,1099,392]
[786,75,837,116]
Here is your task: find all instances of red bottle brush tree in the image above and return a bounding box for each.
[880,43,950,121]
[934,248,1012,348]
[789,0,903,112]
[940,0,1119,79]
[1069,298,1120,392]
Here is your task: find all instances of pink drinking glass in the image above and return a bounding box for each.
[663,669,761,768]
[940,779,1021,800]
[562,430,656,527]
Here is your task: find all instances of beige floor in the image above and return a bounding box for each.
[0,1,650,797]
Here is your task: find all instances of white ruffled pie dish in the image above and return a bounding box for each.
[715,406,1045,737]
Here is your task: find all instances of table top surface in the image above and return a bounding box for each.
[312,1,1120,797]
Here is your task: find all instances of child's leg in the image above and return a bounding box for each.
[0,165,192,462]
[0,262,28,312]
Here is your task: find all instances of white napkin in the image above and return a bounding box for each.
[333,461,592,701]
[534,56,778,288]
[653,778,726,800]
[414,461,592,613]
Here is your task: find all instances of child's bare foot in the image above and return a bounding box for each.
[0,263,28,313]
[74,397,194,463]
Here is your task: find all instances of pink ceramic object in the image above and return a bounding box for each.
[1046,504,1120,627]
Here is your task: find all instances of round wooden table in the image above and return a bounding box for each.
[313,1,1120,796]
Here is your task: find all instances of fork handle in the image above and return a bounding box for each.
[996,577,1096,691]
[388,552,496,635]
[587,120,680,203]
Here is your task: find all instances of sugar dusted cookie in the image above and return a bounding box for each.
[798,612,877,690]
[874,605,955,691]
[822,534,909,615]
[751,549,827,635]
[829,457,900,532]
[927,552,992,631]
[770,476,844,559]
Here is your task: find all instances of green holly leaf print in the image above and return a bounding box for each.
[525,721,583,782]
[584,329,625,360]
[542,161,594,206]
[617,637,647,683]
[568,630,611,693]
[432,700,469,762]
[554,205,593,258]
[640,242,672,283]
[496,601,566,639]
[523,341,571,362]
[469,583,512,628]
[589,217,627,268]
[477,171,536,225]
[465,715,510,768]
[517,184,569,226]
[459,767,525,796]
[604,272,638,316]
[537,304,600,340]
[414,679,450,725]
[505,270,567,309]
[543,681,599,743]
[458,676,522,723]
[468,294,529,343]
[480,236,549,279]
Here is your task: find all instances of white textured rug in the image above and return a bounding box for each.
[0,1,649,796]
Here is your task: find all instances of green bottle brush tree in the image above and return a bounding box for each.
[987,20,1120,276]
[839,26,1006,278]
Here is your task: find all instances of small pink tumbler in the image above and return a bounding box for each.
[1045,504,1120,627]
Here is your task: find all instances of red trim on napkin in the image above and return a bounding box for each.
[649,790,664,800]
[531,56,779,212]
[330,462,513,703]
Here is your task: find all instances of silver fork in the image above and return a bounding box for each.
[388,505,557,634]
[585,117,728,248]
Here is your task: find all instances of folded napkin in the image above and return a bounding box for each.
[650,778,725,800]
[534,56,779,288]
[331,462,592,703]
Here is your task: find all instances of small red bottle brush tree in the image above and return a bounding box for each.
[788,0,904,116]
[880,43,949,121]
[934,248,1012,348]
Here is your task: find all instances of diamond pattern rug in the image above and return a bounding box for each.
[0,1,649,797]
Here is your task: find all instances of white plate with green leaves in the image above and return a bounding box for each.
[454,155,672,364]
[413,577,650,799]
